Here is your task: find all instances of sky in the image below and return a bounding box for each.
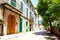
[31,0,42,20]
[31,0,38,7]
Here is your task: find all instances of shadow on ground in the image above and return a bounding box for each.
[44,36,58,40]
[33,30,58,40]
[33,31,47,36]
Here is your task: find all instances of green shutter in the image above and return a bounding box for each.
[27,8,28,17]
[20,2,23,11]
[19,18,23,32]
[32,24,34,31]
[11,0,16,7]
[26,22,28,32]
[30,12,33,20]
[26,8,28,17]
[30,12,31,18]
[30,12,32,19]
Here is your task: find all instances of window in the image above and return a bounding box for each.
[26,22,28,26]
[26,8,28,17]
[11,0,16,7]
[30,5,31,8]
[30,12,33,20]
[26,0,28,3]
[26,21,28,32]
[20,2,23,11]
[30,12,32,18]
[31,24,33,30]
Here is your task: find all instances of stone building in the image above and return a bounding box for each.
[0,0,40,36]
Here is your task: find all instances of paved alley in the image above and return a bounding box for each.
[0,30,58,40]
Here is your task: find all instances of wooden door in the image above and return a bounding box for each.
[7,15,16,35]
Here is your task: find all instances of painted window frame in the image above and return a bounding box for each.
[26,8,28,17]
[20,2,23,12]
[11,0,16,7]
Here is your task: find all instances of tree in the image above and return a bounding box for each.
[37,0,60,33]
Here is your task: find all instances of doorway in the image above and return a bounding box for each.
[7,15,16,35]
[30,24,32,31]
[19,18,23,32]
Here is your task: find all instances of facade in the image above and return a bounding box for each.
[33,9,39,31]
[38,15,43,30]
[0,0,21,35]
[0,0,40,36]
[19,0,34,32]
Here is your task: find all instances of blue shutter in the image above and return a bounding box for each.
[20,2,23,11]
[30,12,31,18]
[11,0,16,7]
[30,12,33,20]
[26,8,28,17]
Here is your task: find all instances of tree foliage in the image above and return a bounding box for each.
[37,0,60,29]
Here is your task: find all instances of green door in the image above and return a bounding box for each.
[20,18,23,32]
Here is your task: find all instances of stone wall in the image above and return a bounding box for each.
[3,8,20,35]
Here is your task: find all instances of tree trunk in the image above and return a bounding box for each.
[49,21,53,34]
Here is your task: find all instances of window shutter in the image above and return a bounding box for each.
[11,0,16,7]
[20,2,23,11]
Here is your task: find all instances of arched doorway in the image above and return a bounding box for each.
[7,15,16,35]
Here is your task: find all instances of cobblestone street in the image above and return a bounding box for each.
[0,30,58,40]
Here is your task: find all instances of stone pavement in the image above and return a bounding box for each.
[0,30,59,40]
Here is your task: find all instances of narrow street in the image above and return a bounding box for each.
[0,30,58,40]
